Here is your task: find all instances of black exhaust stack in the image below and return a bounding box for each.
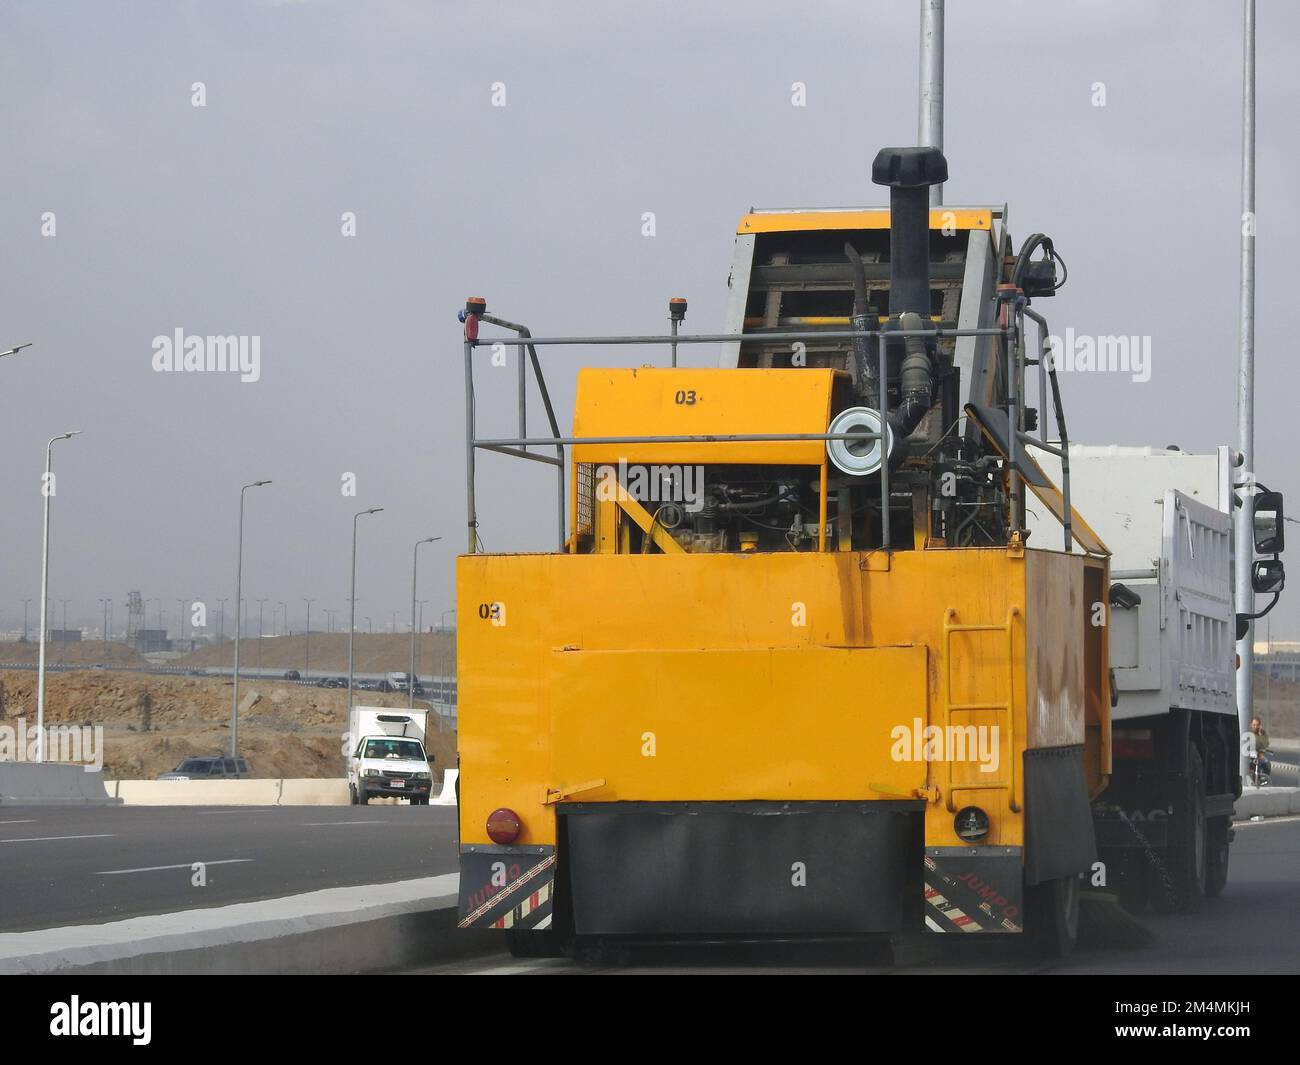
[871,146,948,438]
[872,146,947,316]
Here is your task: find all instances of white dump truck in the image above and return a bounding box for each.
[1029,444,1285,910]
[346,707,434,805]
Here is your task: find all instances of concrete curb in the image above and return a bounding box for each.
[0,874,488,975]
[1234,786,1300,819]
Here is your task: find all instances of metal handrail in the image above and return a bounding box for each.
[462,318,1022,555]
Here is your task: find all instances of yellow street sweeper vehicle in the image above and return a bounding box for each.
[453,146,1285,958]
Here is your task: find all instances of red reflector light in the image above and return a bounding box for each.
[486,807,522,845]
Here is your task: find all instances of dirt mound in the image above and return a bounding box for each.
[0,669,455,780]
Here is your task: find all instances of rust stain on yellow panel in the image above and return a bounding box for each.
[1024,550,1086,749]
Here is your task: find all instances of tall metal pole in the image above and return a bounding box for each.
[231,480,270,759]
[919,0,944,206]
[411,537,441,706]
[349,508,383,708]
[177,599,187,647]
[100,598,109,650]
[36,431,80,761]
[1235,0,1257,780]
[22,599,30,642]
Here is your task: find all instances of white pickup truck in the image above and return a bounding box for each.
[346,707,434,805]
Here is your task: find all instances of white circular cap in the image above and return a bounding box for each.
[826,406,892,476]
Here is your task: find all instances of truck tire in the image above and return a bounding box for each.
[1205,815,1230,898]
[1152,743,1206,913]
[1026,874,1079,959]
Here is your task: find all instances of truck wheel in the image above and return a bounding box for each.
[1204,815,1230,897]
[1152,743,1207,913]
[1026,875,1079,959]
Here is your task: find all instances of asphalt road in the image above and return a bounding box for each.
[418,814,1300,974]
[0,805,458,932]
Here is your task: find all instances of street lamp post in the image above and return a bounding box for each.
[279,601,287,638]
[410,537,441,706]
[231,480,271,759]
[99,598,110,652]
[348,508,383,708]
[36,430,81,761]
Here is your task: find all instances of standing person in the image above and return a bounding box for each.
[1248,715,1271,786]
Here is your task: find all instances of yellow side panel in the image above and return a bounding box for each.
[548,646,929,802]
[572,367,836,466]
[737,209,992,234]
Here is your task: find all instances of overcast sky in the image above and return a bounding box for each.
[2,0,1297,642]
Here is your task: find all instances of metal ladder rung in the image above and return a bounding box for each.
[942,606,1021,813]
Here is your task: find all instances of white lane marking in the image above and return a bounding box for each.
[534,913,553,930]
[0,820,38,825]
[925,915,945,932]
[300,821,389,826]
[1236,813,1300,827]
[97,859,254,876]
[0,834,115,844]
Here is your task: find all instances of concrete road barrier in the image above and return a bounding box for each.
[112,778,285,806]
[433,768,458,806]
[0,763,120,805]
[1235,786,1300,819]
[279,778,350,805]
[106,777,442,806]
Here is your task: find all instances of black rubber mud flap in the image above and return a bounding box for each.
[1024,744,1098,885]
[561,801,921,936]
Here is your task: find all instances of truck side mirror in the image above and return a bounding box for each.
[1253,490,1285,554]
[1252,558,1285,594]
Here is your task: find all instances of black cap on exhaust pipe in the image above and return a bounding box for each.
[871,147,948,317]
